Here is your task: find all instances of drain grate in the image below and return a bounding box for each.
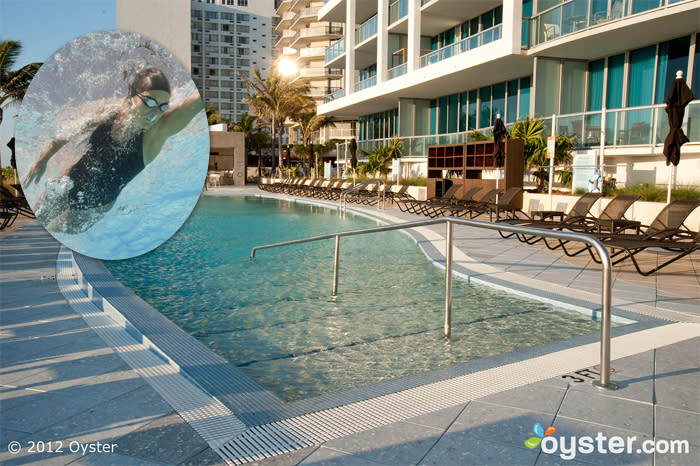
[56,247,247,455]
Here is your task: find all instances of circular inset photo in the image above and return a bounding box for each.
[15,30,209,260]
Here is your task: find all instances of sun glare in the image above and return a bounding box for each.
[278,59,298,77]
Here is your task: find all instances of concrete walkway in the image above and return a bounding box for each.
[1,187,698,465]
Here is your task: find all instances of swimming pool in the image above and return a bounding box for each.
[105,195,606,401]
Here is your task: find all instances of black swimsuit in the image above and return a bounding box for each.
[67,117,145,210]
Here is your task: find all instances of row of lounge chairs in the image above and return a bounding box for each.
[258,178,415,206]
[497,193,700,276]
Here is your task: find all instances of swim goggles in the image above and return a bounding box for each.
[136,92,169,112]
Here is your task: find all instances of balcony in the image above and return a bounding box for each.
[290,26,343,48]
[275,0,293,15]
[388,63,407,80]
[527,0,692,47]
[420,25,502,68]
[275,11,296,31]
[298,47,327,62]
[355,14,378,45]
[354,75,377,92]
[324,88,346,103]
[297,67,344,79]
[389,0,408,25]
[325,37,346,64]
[291,7,321,29]
[275,29,296,48]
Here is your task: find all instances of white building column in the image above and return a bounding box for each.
[345,0,356,94]
[377,0,389,84]
[502,0,523,54]
[407,0,421,73]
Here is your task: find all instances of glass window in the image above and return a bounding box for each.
[468,90,477,130]
[481,11,494,30]
[587,59,604,111]
[627,45,656,107]
[430,100,437,135]
[519,77,531,119]
[461,21,469,40]
[535,58,560,116]
[655,36,690,104]
[632,0,661,15]
[459,92,468,132]
[438,96,448,134]
[492,82,506,122]
[448,93,459,133]
[479,86,492,128]
[470,17,479,35]
[606,54,625,109]
[494,6,503,25]
[507,80,518,122]
[561,60,586,114]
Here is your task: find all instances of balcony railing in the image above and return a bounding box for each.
[389,0,408,25]
[420,25,502,68]
[291,7,321,28]
[528,0,689,47]
[291,26,343,47]
[355,15,378,45]
[325,37,346,63]
[298,67,344,79]
[388,63,407,79]
[355,75,377,92]
[337,100,700,157]
[324,88,346,103]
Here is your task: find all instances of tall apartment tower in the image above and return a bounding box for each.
[191,0,276,123]
[274,0,355,144]
[117,0,276,124]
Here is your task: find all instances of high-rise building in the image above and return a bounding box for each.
[274,0,356,145]
[117,0,276,124]
[317,0,700,188]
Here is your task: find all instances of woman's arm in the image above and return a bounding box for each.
[24,139,68,185]
[142,94,204,164]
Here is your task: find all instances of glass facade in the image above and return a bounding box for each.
[428,77,532,135]
[359,109,398,141]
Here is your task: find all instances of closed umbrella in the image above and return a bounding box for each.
[493,116,507,201]
[349,138,358,185]
[663,70,694,203]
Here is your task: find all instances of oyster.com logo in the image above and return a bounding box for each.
[524,423,557,449]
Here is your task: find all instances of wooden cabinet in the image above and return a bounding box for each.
[427,139,524,207]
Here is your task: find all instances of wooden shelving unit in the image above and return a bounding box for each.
[427,139,524,207]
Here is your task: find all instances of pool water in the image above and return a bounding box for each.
[105,195,604,401]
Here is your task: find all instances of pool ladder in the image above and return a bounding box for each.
[250,217,618,391]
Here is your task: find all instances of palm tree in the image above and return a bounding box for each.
[294,111,334,177]
[229,112,267,176]
[0,40,41,128]
[241,67,313,176]
[205,105,222,125]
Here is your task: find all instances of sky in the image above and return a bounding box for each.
[0,0,116,165]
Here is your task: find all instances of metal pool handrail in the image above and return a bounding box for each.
[250,217,617,390]
[339,178,385,212]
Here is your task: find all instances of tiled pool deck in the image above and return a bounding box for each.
[1,185,698,465]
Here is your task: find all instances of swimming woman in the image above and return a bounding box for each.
[24,67,203,234]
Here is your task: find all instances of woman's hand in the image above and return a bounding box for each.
[24,139,68,185]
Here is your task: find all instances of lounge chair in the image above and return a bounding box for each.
[498,192,602,242]
[557,199,700,266]
[590,231,700,276]
[440,188,500,219]
[0,199,19,230]
[396,184,461,215]
[472,187,526,221]
[423,186,483,218]
[0,186,34,219]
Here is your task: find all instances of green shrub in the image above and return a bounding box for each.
[608,183,700,202]
[399,177,427,186]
